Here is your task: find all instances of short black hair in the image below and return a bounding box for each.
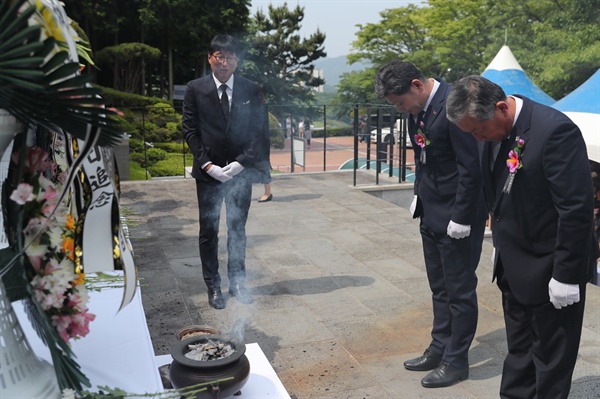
[209,35,239,55]
[375,60,426,99]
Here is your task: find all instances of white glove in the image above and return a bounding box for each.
[205,164,232,183]
[548,277,580,309]
[409,195,418,217]
[447,220,471,239]
[222,161,245,177]
[491,247,496,266]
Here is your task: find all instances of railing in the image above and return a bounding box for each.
[349,104,413,187]
[116,103,413,185]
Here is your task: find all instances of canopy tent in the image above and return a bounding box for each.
[552,69,600,162]
[482,45,555,106]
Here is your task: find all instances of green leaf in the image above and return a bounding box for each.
[0,74,45,90]
[45,62,81,82]
[0,58,46,68]
[41,51,69,73]
[0,41,44,59]
[0,249,29,302]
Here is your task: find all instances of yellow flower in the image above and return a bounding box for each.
[65,214,75,232]
[72,272,85,286]
[35,0,66,43]
[62,236,75,260]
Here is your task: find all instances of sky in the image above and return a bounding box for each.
[250,0,420,58]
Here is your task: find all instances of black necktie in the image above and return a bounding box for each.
[415,110,425,132]
[220,84,229,121]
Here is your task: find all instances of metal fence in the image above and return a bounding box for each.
[120,103,412,185]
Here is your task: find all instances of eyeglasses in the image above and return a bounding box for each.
[211,54,237,64]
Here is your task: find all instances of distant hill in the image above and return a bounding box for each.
[313,55,371,92]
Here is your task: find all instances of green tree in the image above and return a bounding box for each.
[96,43,161,93]
[139,0,250,100]
[337,0,599,104]
[239,3,326,118]
[485,0,600,98]
[332,70,378,108]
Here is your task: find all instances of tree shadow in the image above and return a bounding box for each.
[252,275,375,296]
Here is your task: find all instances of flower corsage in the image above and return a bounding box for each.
[502,136,524,194]
[415,120,430,164]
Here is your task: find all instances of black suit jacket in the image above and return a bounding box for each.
[410,80,486,233]
[486,96,597,305]
[182,74,265,182]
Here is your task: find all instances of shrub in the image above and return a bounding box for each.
[129,138,144,153]
[148,153,192,177]
[154,141,189,154]
[97,85,164,108]
[313,126,353,138]
[129,161,149,180]
[130,147,167,167]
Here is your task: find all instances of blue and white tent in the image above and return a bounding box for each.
[482,45,555,106]
[553,69,600,162]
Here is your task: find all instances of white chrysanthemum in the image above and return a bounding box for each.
[44,264,72,294]
[23,217,46,236]
[24,235,49,258]
[69,286,90,310]
[37,175,53,191]
[47,223,63,247]
[61,388,76,399]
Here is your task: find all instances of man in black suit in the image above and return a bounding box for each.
[375,61,487,388]
[447,75,597,399]
[182,35,266,309]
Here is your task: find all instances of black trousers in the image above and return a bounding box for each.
[420,219,484,369]
[195,173,252,289]
[497,263,586,399]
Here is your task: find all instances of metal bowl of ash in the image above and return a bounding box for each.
[169,334,250,398]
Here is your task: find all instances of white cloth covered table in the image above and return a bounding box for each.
[15,281,164,395]
[16,277,290,399]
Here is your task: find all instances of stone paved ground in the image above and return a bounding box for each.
[120,171,600,399]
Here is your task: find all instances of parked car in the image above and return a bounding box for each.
[370,125,412,148]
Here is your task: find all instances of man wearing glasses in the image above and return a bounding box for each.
[183,35,267,309]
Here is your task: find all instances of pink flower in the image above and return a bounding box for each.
[10,183,35,205]
[11,147,53,174]
[506,150,521,173]
[51,314,72,342]
[41,185,60,216]
[416,121,430,148]
[414,133,427,148]
[70,311,95,338]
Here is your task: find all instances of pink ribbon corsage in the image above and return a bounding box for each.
[502,136,524,194]
[416,121,430,164]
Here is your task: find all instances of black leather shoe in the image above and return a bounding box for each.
[208,288,225,309]
[258,194,273,203]
[421,361,468,388]
[404,349,442,371]
[228,284,253,304]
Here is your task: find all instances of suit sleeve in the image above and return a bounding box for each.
[448,121,484,225]
[234,82,262,167]
[544,119,595,283]
[182,81,211,168]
